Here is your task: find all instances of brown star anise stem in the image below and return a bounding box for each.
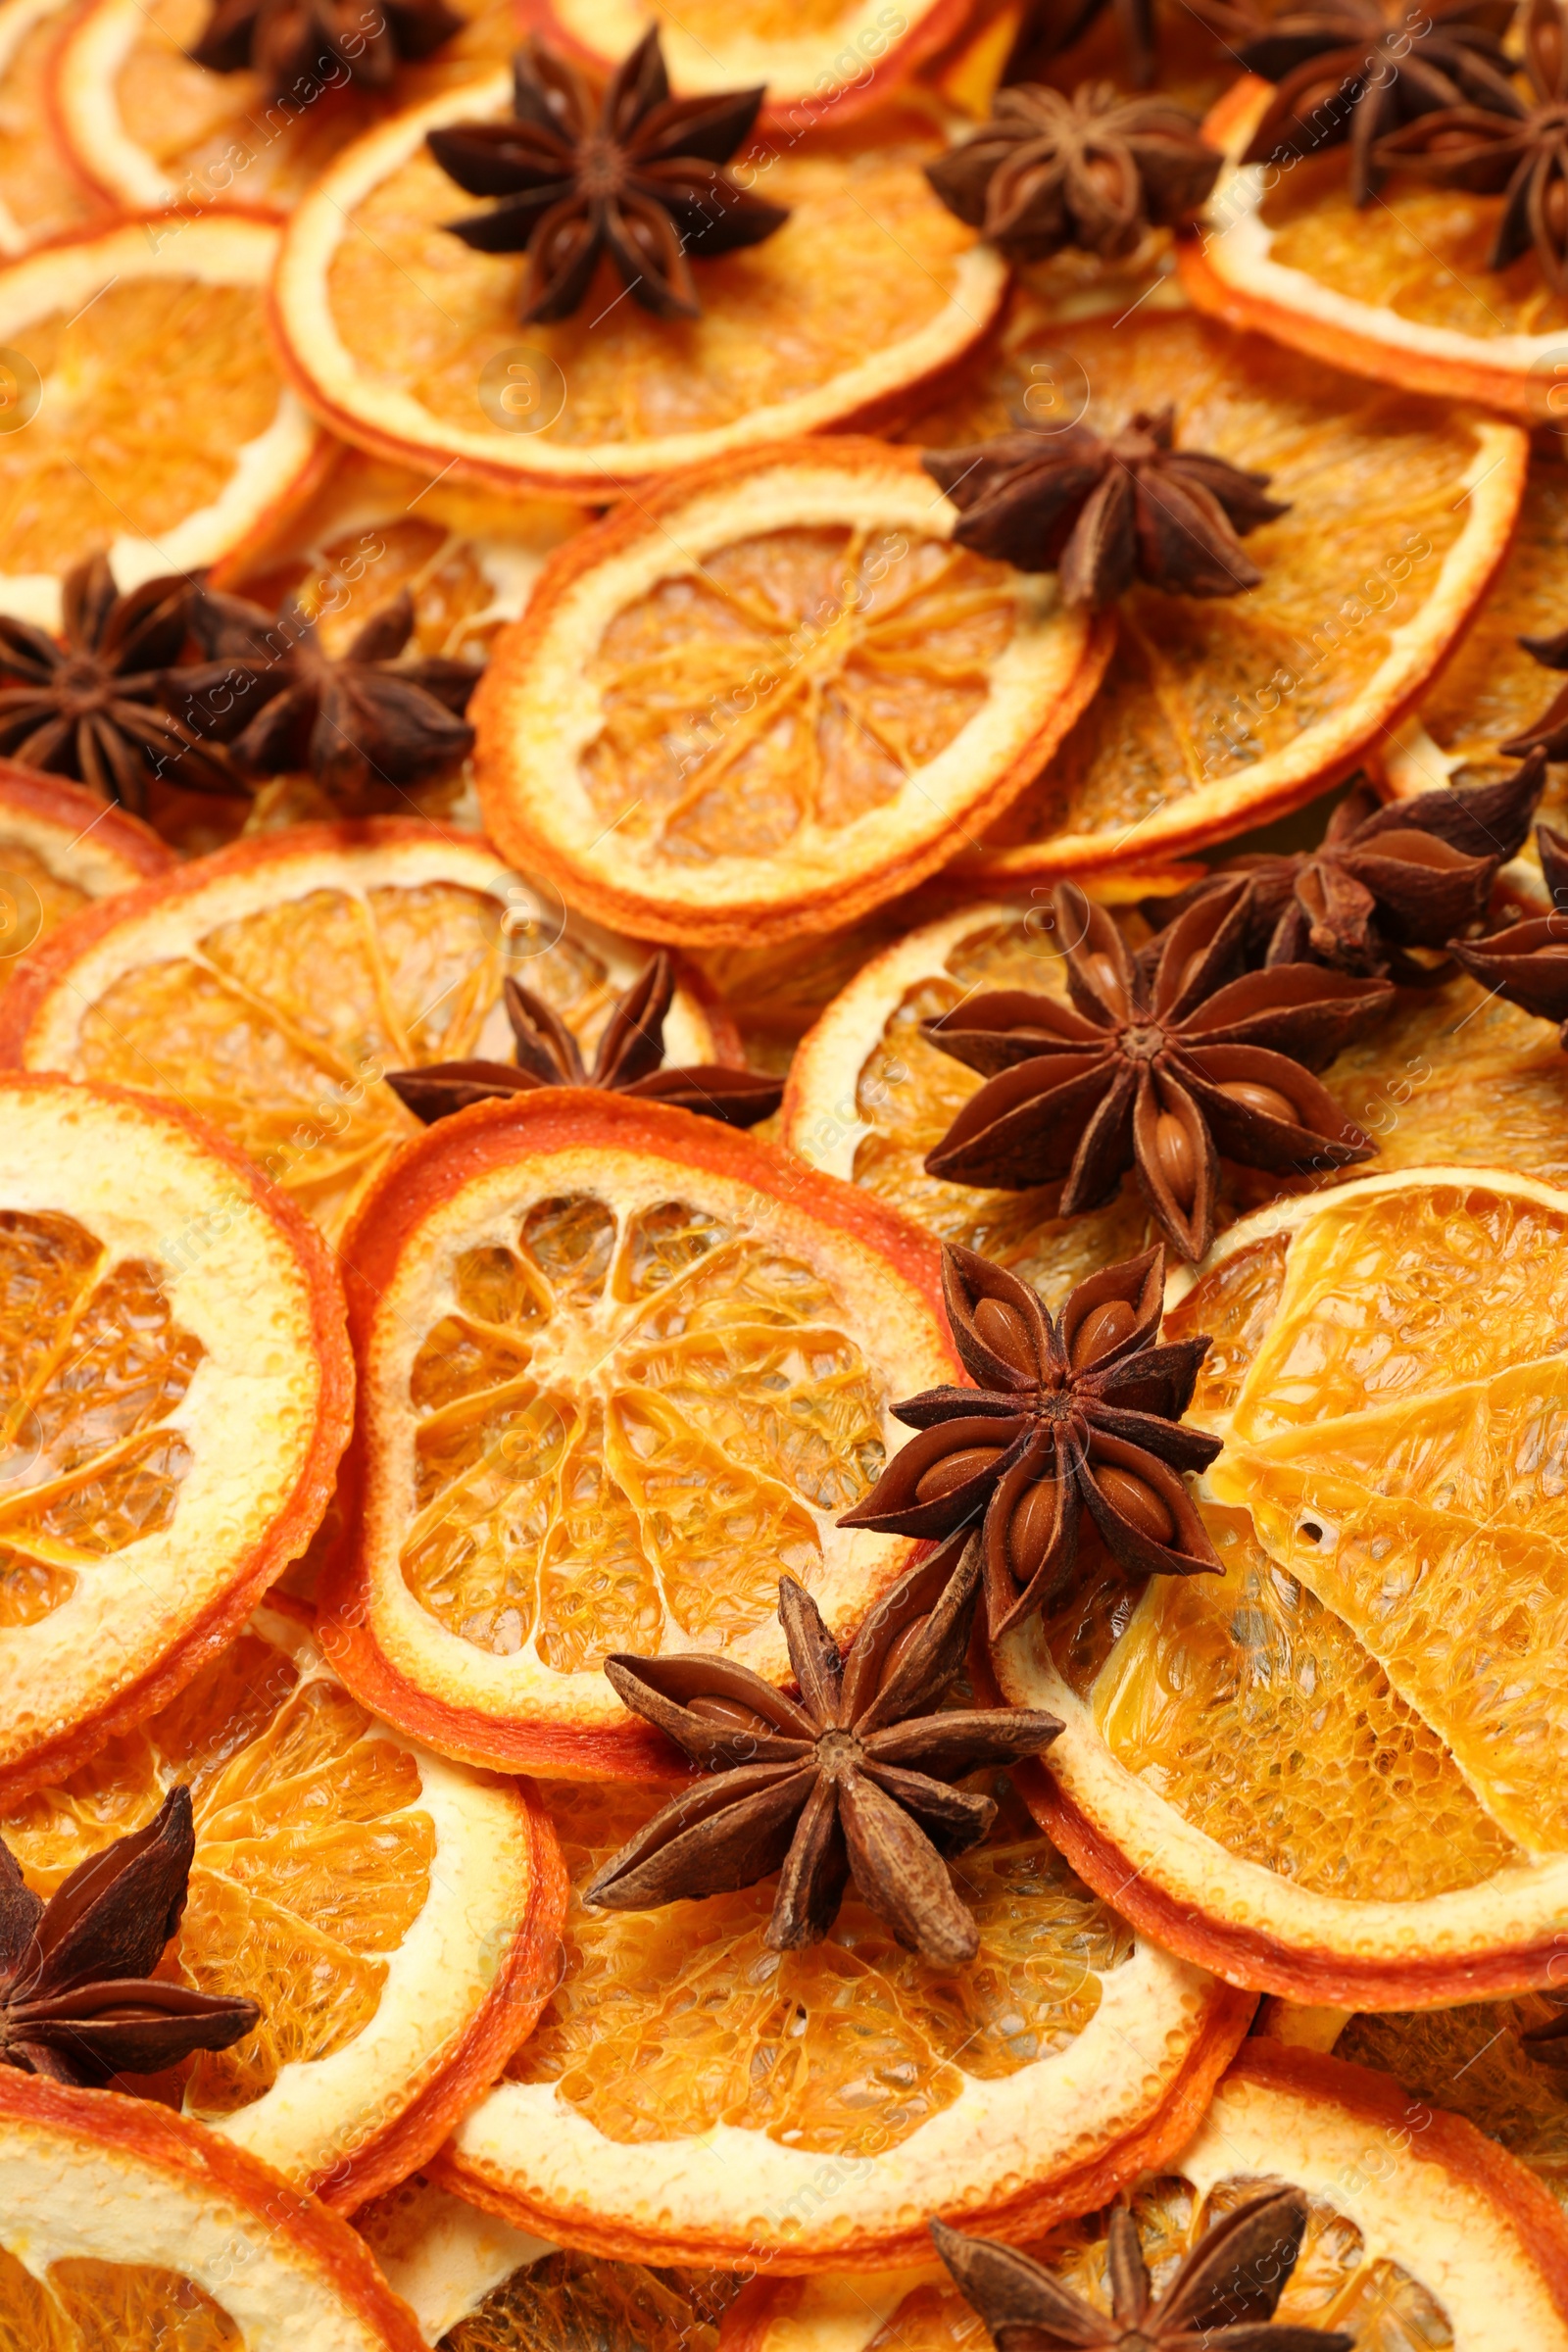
[385,952,782,1128]
[926,81,1221,263]
[0,556,241,815]
[193,0,463,100]
[917,879,1391,1261]
[1447,818,1568,1036]
[922,410,1289,611]
[1147,758,1547,982]
[173,583,478,801]
[1235,0,1516,204]
[930,2193,1353,2349]
[1373,0,1568,280]
[0,1788,258,2087]
[584,1534,1062,1967]
[426,33,790,324]
[843,1244,1222,1643]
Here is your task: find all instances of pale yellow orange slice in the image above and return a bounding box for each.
[0,0,100,255]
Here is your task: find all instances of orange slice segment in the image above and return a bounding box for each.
[322,1089,960,1774]
[1182,75,1568,418]
[473,440,1105,946]
[270,91,1007,497]
[437,1774,1250,2268]
[0,819,729,1242]
[907,293,1525,880]
[720,2043,1568,2350]
[0,215,322,632]
[0,2072,426,2348]
[52,0,515,213]
[0,1074,351,1805]
[0,0,100,254]
[0,763,171,998]
[997,1166,1568,2007]
[2,1599,564,2207]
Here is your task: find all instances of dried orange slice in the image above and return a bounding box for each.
[520,0,975,127]
[436,1772,1250,2269]
[720,2042,1568,2348]
[0,762,171,998]
[2,1597,564,2208]
[995,1165,1568,2007]
[0,0,100,254]
[1337,1998,1568,2218]
[0,214,322,633]
[51,0,516,213]
[360,2172,742,2346]
[907,293,1526,882]
[0,1073,351,1807]
[1182,75,1568,420]
[321,1090,958,1775]
[0,2070,425,2348]
[270,92,1006,498]
[0,819,729,1242]
[472,440,1106,947]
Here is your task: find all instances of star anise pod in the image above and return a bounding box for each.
[192,0,463,99]
[0,1787,258,2087]
[914,878,1391,1261]
[843,1244,1222,1643]
[1002,0,1159,92]
[0,556,239,815]
[926,82,1220,263]
[1447,818,1568,1037]
[930,2194,1353,2350]
[1236,0,1516,204]
[1501,599,1568,756]
[583,1535,1062,1968]
[922,409,1289,612]
[1147,758,1547,983]
[175,584,478,800]
[385,951,782,1128]
[426,33,789,324]
[1372,0,1568,282]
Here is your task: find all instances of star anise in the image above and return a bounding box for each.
[1236,0,1516,204]
[914,878,1391,1261]
[0,556,239,815]
[1002,0,1159,93]
[583,1536,1062,1968]
[930,2194,1353,2350]
[926,82,1221,263]
[192,0,463,99]
[1447,818,1568,1036]
[1502,602,1568,757]
[175,584,478,800]
[922,410,1289,611]
[1146,759,1547,983]
[1372,0,1568,282]
[385,951,782,1127]
[843,1244,1222,1643]
[0,1787,258,2087]
[427,33,789,324]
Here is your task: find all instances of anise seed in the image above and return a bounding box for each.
[915,1445,1007,1503]
[1216,1078,1297,1124]
[1097,1463,1173,1542]
[1152,1109,1198,1207]
[1007,1478,1060,1578]
[973,1295,1036,1375]
[687,1694,775,1737]
[1070,1298,1138,1367]
[877,1617,930,1692]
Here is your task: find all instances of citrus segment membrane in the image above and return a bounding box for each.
[0,0,97,255]
[906,299,1524,876]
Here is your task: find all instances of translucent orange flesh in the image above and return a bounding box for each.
[72,878,622,1240]
[1340,2000,1568,2213]
[442,2253,739,2352]
[909,304,1476,851]
[0,281,281,577]
[868,2174,1452,2349]
[1262,150,1568,340]
[325,131,977,449]
[646,0,851,36]
[0,841,90,993]
[0,2,95,248]
[404,1191,885,1667]
[0,2245,243,2349]
[510,1779,1130,2157]
[108,0,516,210]
[579,526,1017,867]
[0,1209,203,1627]
[2,1628,432,2116]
